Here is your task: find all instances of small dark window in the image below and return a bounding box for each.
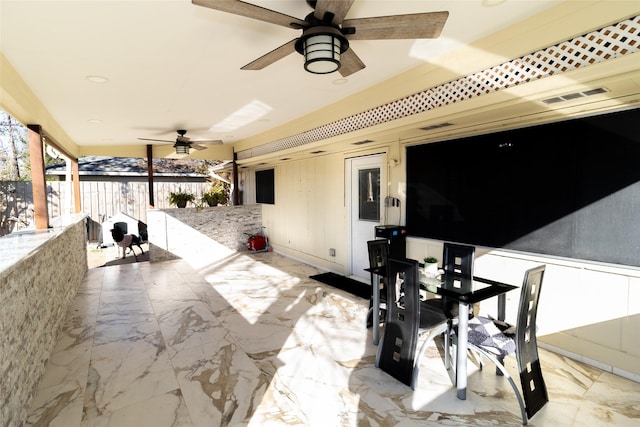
[256,169,275,204]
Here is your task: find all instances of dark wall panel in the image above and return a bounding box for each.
[256,169,275,204]
[406,108,640,267]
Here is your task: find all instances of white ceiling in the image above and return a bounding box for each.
[1,0,639,163]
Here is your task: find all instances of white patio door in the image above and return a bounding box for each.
[347,154,384,282]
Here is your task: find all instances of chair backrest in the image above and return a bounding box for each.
[367,239,388,271]
[376,257,420,386]
[515,265,546,367]
[367,239,389,288]
[442,243,475,277]
[515,265,547,418]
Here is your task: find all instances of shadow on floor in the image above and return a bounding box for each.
[102,250,150,267]
[87,242,150,268]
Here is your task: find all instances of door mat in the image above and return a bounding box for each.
[309,272,371,299]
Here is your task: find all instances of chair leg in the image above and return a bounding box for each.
[375,332,385,368]
[468,348,484,370]
[450,332,457,378]
[497,355,504,376]
[411,322,449,390]
[366,307,374,328]
[444,321,454,370]
[468,344,528,425]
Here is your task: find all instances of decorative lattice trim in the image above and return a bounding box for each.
[237,15,640,161]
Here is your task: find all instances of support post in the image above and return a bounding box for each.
[27,125,49,229]
[71,157,81,213]
[232,152,239,206]
[147,144,155,208]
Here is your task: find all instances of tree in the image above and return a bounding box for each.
[0,109,65,235]
[0,110,28,180]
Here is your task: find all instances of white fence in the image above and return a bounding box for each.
[0,180,211,240]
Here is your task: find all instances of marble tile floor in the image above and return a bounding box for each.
[25,251,640,426]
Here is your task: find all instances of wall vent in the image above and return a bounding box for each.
[419,122,454,131]
[237,16,639,161]
[541,87,609,104]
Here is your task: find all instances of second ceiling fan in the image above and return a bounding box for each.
[138,129,222,155]
[192,0,449,76]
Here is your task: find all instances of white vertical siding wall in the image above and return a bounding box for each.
[250,154,347,273]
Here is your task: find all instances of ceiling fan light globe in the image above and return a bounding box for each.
[295,26,348,75]
[174,142,190,155]
[305,58,340,74]
[304,34,341,74]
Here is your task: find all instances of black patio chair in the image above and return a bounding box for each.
[465,265,548,424]
[376,257,449,387]
[412,243,475,388]
[366,239,388,329]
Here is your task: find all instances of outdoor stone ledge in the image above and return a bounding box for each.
[147,205,262,267]
[0,215,88,427]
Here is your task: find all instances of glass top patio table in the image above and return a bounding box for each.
[421,272,517,400]
[421,273,517,305]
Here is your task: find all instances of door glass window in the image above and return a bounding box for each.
[359,168,380,221]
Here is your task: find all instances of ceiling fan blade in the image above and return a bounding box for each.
[190,139,223,144]
[137,138,174,143]
[191,141,223,151]
[314,0,355,25]
[192,0,306,29]
[241,39,297,70]
[339,49,365,77]
[343,11,449,40]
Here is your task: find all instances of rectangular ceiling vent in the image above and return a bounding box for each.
[541,87,609,104]
[352,139,374,145]
[419,122,454,131]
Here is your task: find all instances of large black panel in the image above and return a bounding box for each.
[406,108,640,267]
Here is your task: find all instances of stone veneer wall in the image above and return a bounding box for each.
[0,218,88,427]
[147,205,262,263]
